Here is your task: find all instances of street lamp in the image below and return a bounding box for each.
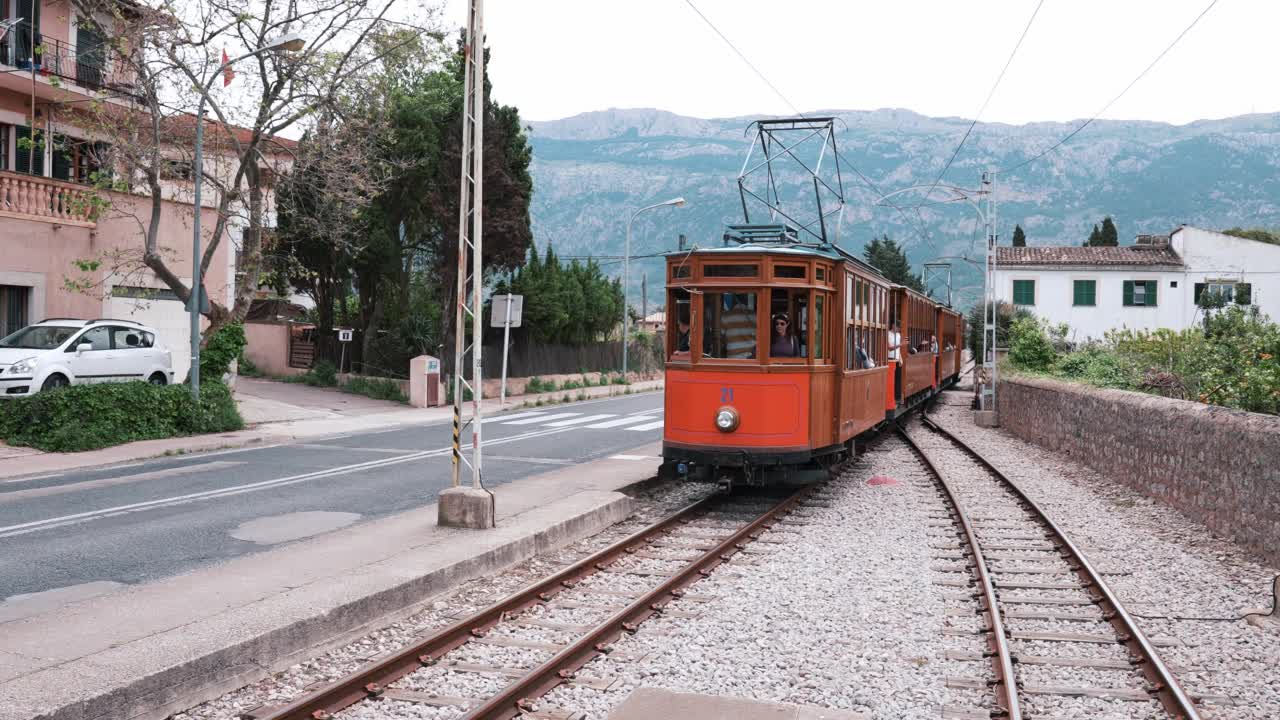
[189,34,305,402]
[622,197,686,378]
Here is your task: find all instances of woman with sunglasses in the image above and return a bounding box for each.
[770,314,801,357]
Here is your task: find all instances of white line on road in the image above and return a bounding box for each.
[585,415,656,429]
[0,461,246,504]
[0,424,585,540]
[542,414,616,427]
[500,412,580,425]
[2,473,65,484]
[484,411,549,423]
[626,420,666,431]
[609,454,657,461]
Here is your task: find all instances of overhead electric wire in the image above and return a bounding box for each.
[682,0,932,248]
[999,0,1221,174]
[914,0,1046,210]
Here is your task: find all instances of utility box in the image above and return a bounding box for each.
[410,355,443,408]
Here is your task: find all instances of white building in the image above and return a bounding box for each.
[994,226,1279,342]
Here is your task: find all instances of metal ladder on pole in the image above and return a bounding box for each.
[451,0,485,490]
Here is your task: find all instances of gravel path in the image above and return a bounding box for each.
[929,396,1280,719]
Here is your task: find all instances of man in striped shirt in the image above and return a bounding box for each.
[722,294,757,359]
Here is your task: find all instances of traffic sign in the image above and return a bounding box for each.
[490,294,523,328]
[337,328,354,342]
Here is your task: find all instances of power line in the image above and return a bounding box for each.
[914,0,1045,209]
[682,0,932,249]
[999,0,1220,174]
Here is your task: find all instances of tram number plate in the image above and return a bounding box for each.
[720,387,734,403]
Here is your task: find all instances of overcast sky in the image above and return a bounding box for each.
[438,0,1276,126]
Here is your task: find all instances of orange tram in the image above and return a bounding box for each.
[660,224,965,487]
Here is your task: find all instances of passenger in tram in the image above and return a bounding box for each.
[770,314,801,357]
[888,322,901,362]
[722,294,757,359]
[855,344,874,369]
[930,334,939,354]
[676,319,691,353]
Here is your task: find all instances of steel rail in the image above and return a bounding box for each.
[462,485,813,719]
[261,494,725,720]
[897,427,1021,720]
[919,414,1202,720]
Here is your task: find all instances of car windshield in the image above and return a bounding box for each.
[0,325,80,350]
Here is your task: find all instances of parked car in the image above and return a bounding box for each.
[0,319,175,397]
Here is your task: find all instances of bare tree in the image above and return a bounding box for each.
[67,0,438,336]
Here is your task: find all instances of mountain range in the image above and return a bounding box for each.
[526,108,1280,306]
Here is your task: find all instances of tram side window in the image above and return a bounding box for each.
[768,288,808,359]
[701,292,758,359]
[669,288,691,358]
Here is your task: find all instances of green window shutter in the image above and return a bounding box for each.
[1013,280,1035,306]
[1122,281,1134,306]
[1073,280,1096,306]
[1145,280,1157,307]
[1194,283,1206,305]
[14,125,44,176]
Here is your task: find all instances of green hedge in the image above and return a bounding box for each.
[0,381,243,452]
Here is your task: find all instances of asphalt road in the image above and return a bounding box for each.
[0,392,665,604]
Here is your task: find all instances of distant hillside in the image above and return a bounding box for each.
[526,108,1280,306]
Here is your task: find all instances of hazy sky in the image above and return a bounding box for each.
[439,0,1277,125]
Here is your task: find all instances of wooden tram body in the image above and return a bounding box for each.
[661,227,965,486]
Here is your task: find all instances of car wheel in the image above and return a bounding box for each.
[148,372,168,386]
[41,374,70,392]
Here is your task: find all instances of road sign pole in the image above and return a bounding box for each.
[500,298,512,405]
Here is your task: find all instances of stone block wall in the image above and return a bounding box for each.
[998,375,1280,566]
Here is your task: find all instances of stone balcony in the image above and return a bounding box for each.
[0,171,99,228]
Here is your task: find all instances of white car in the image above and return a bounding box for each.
[0,319,175,398]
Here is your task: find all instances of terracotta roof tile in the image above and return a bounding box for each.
[996,245,1183,267]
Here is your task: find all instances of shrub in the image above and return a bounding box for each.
[1008,316,1057,371]
[200,323,247,382]
[303,359,338,387]
[0,381,242,452]
[237,352,262,377]
[344,376,408,403]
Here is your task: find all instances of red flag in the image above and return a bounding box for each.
[222,48,235,87]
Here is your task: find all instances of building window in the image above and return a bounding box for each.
[1123,280,1158,307]
[1195,281,1252,306]
[1072,280,1096,307]
[1012,279,1035,306]
[0,124,8,171]
[52,136,108,184]
[14,125,45,176]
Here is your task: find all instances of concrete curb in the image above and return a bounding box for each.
[0,491,637,720]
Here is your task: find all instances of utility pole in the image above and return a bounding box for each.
[440,0,493,528]
[641,272,647,326]
[978,170,999,419]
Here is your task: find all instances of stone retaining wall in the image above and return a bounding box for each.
[998,375,1280,566]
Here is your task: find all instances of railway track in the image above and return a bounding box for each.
[900,413,1202,720]
[252,486,819,720]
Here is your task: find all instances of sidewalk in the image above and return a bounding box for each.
[0,444,663,720]
[0,379,664,480]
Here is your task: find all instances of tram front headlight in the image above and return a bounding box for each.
[714,406,739,433]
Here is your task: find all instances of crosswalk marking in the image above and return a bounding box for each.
[500,412,581,426]
[490,411,551,422]
[543,414,617,427]
[585,415,656,429]
[627,420,665,431]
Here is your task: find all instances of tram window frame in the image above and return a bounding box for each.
[667,288,692,361]
[699,290,761,362]
[772,263,807,281]
[844,272,887,371]
[703,264,759,279]
[670,263,691,280]
[767,287,809,363]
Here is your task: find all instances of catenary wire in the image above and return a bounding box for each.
[998,0,1221,174]
[913,0,1046,211]
[682,0,932,249]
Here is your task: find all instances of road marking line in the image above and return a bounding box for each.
[0,424,581,539]
[484,455,574,465]
[0,461,247,504]
[486,411,550,422]
[586,415,656,429]
[500,412,580,425]
[609,454,656,461]
[626,420,666,431]
[542,414,616,427]
[297,444,414,454]
[2,473,65,484]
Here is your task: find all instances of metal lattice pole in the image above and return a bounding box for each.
[979,171,998,411]
[451,0,485,490]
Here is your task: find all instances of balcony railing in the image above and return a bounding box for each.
[0,22,132,93]
[0,170,98,226]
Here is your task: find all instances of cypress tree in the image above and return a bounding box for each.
[1100,216,1119,246]
[1011,224,1026,247]
[1085,224,1103,247]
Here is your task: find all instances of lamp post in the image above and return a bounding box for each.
[189,34,305,403]
[622,197,685,378]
